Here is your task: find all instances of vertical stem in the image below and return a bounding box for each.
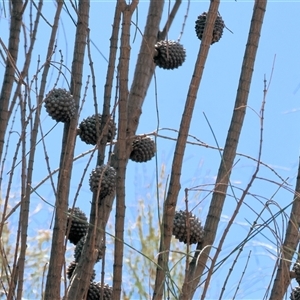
[98,2,122,165]
[112,1,137,298]
[126,0,164,140]
[269,157,300,299]
[10,2,64,299]
[180,1,267,299]
[44,0,90,299]
[0,0,23,162]
[152,3,220,299]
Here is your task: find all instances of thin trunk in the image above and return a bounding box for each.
[44,0,90,298]
[9,2,64,299]
[269,157,300,299]
[98,2,122,165]
[0,0,23,162]
[179,1,267,299]
[126,0,164,140]
[112,1,137,298]
[152,3,220,299]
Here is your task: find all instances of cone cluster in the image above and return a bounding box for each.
[87,282,112,300]
[74,235,103,263]
[78,114,116,145]
[173,210,204,244]
[294,263,300,284]
[44,88,76,122]
[66,207,89,245]
[129,136,156,163]
[66,260,96,281]
[195,12,225,44]
[291,286,300,300]
[154,40,186,70]
[65,207,106,287]
[291,263,300,299]
[59,9,227,296]
[89,164,117,199]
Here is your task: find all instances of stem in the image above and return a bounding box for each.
[44,0,89,298]
[153,2,220,299]
[180,1,267,298]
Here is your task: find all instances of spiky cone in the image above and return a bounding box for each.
[66,207,89,245]
[87,282,112,300]
[129,136,156,163]
[153,40,186,70]
[195,12,225,44]
[89,164,116,200]
[78,114,116,145]
[291,286,300,300]
[292,262,300,284]
[66,260,96,281]
[44,88,76,122]
[173,210,204,244]
[74,235,104,263]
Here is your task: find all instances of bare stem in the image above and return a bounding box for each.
[153,2,220,300]
[179,1,267,299]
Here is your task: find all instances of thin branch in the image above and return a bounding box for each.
[112,2,137,297]
[153,2,220,299]
[180,1,267,298]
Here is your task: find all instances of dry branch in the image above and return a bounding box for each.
[179,1,267,299]
[112,1,138,298]
[0,0,24,162]
[269,157,300,299]
[44,0,90,298]
[152,2,221,299]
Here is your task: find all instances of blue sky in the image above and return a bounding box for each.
[1,0,300,299]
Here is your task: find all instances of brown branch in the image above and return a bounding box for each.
[203,82,268,300]
[97,1,122,166]
[44,0,89,298]
[159,0,182,41]
[125,0,164,141]
[112,2,137,297]
[8,0,43,122]
[269,158,300,299]
[7,2,63,300]
[179,1,267,299]
[0,0,23,163]
[152,2,220,300]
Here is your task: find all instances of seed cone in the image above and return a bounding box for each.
[74,235,103,263]
[66,260,96,281]
[89,164,116,199]
[44,88,76,122]
[154,40,186,70]
[291,286,300,300]
[78,114,116,145]
[87,282,112,300]
[129,136,156,163]
[293,263,300,284]
[173,210,204,244]
[66,207,89,245]
[195,12,225,44]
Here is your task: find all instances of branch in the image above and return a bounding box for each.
[125,0,164,141]
[112,2,137,297]
[152,2,221,299]
[269,158,300,299]
[44,0,90,298]
[179,1,267,299]
[0,0,23,163]
[158,0,182,40]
